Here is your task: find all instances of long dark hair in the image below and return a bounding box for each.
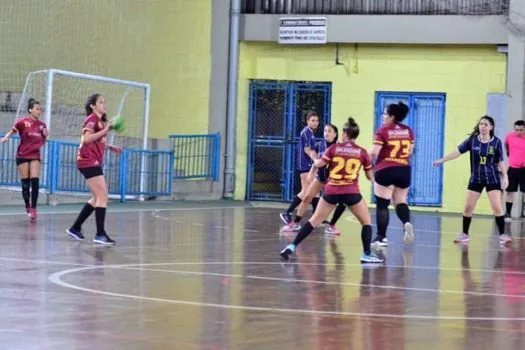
[386,101,409,123]
[325,123,339,147]
[85,93,107,122]
[470,115,495,138]
[343,117,359,140]
[27,98,40,113]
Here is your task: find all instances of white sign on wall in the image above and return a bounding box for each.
[278,17,327,44]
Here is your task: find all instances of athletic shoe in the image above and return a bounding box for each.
[93,233,116,245]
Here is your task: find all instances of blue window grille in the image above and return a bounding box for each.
[247,80,332,201]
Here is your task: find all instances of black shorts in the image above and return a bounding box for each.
[16,158,39,166]
[374,166,411,189]
[323,193,362,207]
[316,168,328,183]
[507,167,525,193]
[467,182,502,193]
[78,166,104,179]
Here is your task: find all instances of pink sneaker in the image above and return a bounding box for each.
[28,208,37,221]
[26,207,31,217]
[282,222,301,232]
[325,225,341,235]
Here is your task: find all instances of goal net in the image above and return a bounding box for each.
[16,69,150,150]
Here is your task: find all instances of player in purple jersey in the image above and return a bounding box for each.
[282,123,346,234]
[433,116,511,246]
[280,111,319,224]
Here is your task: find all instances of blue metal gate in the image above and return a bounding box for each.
[374,92,446,206]
[247,80,332,201]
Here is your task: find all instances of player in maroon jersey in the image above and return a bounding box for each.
[280,118,384,264]
[369,101,415,247]
[65,94,122,245]
[0,99,48,220]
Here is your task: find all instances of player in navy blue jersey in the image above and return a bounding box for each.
[282,123,346,234]
[433,116,511,246]
[280,111,320,224]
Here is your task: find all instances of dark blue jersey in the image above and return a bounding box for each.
[298,126,315,171]
[316,139,336,183]
[457,135,503,185]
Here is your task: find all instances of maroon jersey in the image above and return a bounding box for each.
[321,141,372,195]
[12,116,48,160]
[373,122,414,171]
[77,114,106,168]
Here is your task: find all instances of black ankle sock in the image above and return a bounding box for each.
[293,221,314,246]
[30,178,39,208]
[506,202,513,216]
[21,179,30,208]
[495,215,505,235]
[330,204,346,226]
[95,207,107,235]
[294,215,302,224]
[462,216,472,235]
[71,203,95,231]
[286,196,302,213]
[395,203,410,224]
[361,225,372,255]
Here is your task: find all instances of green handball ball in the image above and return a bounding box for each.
[110,116,125,134]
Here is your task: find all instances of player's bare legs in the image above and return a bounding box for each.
[66,175,110,243]
[284,179,323,232]
[281,198,335,256]
[280,172,314,224]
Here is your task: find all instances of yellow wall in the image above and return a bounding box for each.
[0,0,211,138]
[147,0,211,136]
[235,43,506,214]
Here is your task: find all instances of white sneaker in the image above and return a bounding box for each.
[372,237,389,247]
[499,234,512,246]
[403,222,414,243]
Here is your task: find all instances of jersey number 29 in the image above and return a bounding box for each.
[330,157,361,181]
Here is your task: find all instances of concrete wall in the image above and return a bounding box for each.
[240,15,509,44]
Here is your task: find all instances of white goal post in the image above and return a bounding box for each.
[16,68,151,196]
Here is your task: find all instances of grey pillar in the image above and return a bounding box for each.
[208,0,232,199]
[506,0,525,217]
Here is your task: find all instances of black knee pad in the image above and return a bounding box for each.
[375,196,390,209]
[395,203,408,210]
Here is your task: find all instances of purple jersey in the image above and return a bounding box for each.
[298,126,315,171]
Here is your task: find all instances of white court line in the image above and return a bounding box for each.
[0,205,243,217]
[48,262,525,321]
[3,256,525,276]
[111,266,525,299]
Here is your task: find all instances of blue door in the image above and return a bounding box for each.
[247,80,332,201]
[374,92,446,206]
